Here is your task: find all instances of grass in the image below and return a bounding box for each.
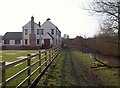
[0,49,52,87]
[72,50,119,86]
[38,48,119,87]
[1,50,38,62]
[1,49,119,87]
[38,51,64,86]
[38,49,89,86]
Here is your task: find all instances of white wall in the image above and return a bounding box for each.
[41,33,53,45]
[22,21,41,46]
[1,40,4,46]
[10,40,14,45]
[2,40,22,46]
[22,21,31,45]
[41,20,61,46]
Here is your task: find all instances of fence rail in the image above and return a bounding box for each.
[0,47,61,88]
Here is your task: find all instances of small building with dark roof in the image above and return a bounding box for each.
[2,32,22,45]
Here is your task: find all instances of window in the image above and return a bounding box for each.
[4,40,9,44]
[56,39,57,44]
[37,39,40,45]
[37,29,40,35]
[51,29,54,35]
[59,32,61,37]
[25,29,28,35]
[25,39,28,45]
[41,29,44,35]
[56,30,57,35]
[15,40,21,44]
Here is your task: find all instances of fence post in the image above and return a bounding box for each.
[0,61,5,88]
[39,51,41,73]
[52,48,54,60]
[27,54,31,86]
[45,50,47,66]
[49,49,51,62]
[51,48,53,60]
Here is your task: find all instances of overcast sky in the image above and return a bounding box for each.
[0,0,99,38]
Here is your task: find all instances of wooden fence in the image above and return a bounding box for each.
[0,47,61,88]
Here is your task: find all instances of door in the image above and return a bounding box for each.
[44,39,50,48]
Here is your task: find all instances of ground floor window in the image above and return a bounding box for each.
[37,39,40,45]
[25,39,28,45]
[4,40,9,44]
[15,40,21,44]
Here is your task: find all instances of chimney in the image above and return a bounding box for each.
[31,16,34,32]
[31,16,34,22]
[38,21,41,27]
[47,18,50,21]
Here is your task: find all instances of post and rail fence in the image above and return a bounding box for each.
[0,47,61,88]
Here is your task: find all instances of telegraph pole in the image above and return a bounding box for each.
[118,2,120,40]
[118,1,120,79]
[118,1,120,57]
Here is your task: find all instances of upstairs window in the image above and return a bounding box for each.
[25,29,28,35]
[41,29,44,35]
[51,29,54,35]
[37,29,40,35]
[59,32,61,37]
[56,30,57,35]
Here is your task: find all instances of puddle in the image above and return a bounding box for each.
[86,53,118,67]
[31,53,37,55]
[17,51,27,53]
[5,53,16,55]
[17,56,27,59]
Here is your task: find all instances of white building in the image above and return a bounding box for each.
[2,16,61,49]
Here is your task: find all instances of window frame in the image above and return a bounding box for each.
[4,40,9,44]
[25,29,28,35]
[41,29,44,35]
[51,29,54,35]
[25,39,28,45]
[37,39,40,45]
[37,29,40,35]
[15,40,21,45]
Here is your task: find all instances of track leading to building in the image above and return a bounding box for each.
[37,47,119,87]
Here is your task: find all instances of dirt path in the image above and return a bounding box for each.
[37,48,103,86]
[60,48,81,86]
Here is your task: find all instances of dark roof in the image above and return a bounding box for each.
[2,32,22,40]
[47,32,54,40]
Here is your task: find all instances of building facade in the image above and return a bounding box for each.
[2,16,61,49]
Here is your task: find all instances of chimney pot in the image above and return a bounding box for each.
[31,16,34,21]
[38,21,41,27]
[47,18,50,21]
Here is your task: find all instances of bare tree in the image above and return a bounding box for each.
[83,0,119,35]
[87,0,120,61]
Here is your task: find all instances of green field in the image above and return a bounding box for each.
[1,50,39,62]
[0,50,49,87]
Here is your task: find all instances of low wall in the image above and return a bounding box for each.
[2,46,41,50]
